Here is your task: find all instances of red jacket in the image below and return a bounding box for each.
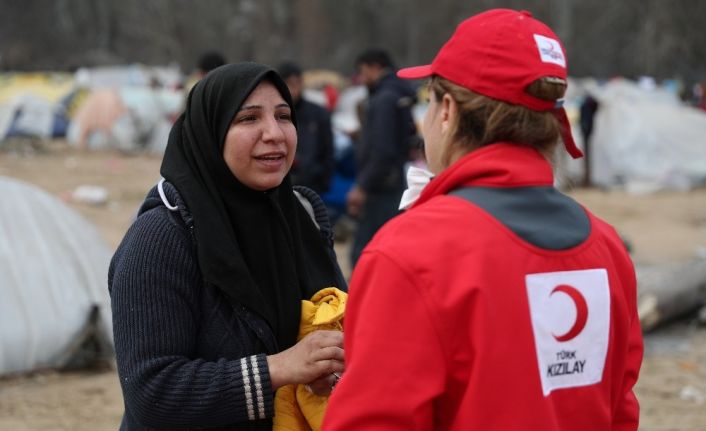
[323,143,642,430]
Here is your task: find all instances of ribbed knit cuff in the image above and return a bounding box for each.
[240,354,274,421]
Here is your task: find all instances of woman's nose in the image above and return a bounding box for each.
[262,116,286,142]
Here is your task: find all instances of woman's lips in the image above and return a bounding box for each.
[254,153,286,168]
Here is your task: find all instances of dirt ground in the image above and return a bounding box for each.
[1,142,705,430]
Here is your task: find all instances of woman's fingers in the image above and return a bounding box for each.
[306,330,344,348]
[326,358,345,374]
[307,373,339,396]
[267,330,345,389]
[311,345,344,363]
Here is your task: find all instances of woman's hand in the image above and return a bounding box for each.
[267,330,344,391]
[305,372,340,396]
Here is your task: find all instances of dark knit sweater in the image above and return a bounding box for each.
[108,183,343,430]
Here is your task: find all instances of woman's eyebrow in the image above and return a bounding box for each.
[238,103,289,111]
[238,104,263,111]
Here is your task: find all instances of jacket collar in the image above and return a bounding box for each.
[413,142,554,208]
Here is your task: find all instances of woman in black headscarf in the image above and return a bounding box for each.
[109,62,346,430]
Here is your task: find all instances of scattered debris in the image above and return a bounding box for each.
[71,185,109,206]
[679,385,705,405]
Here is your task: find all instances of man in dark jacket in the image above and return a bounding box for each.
[278,62,335,194]
[347,49,416,267]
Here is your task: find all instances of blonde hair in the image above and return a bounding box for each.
[429,76,566,168]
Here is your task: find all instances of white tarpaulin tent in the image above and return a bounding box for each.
[587,79,706,192]
[0,94,59,140]
[0,176,113,375]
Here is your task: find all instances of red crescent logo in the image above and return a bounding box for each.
[550,284,588,342]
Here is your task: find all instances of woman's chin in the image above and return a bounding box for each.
[245,174,287,191]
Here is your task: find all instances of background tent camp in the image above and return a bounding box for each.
[4,64,706,199]
[0,176,113,376]
[0,73,74,142]
[0,66,183,154]
[0,65,350,157]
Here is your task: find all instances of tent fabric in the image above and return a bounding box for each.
[0,73,74,104]
[74,65,182,90]
[66,86,182,152]
[331,85,367,134]
[6,94,58,139]
[590,80,706,191]
[566,79,706,192]
[67,89,127,150]
[0,176,113,375]
[0,74,76,141]
[0,95,68,141]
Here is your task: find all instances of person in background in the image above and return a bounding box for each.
[691,82,706,111]
[197,51,227,77]
[278,61,335,195]
[182,50,227,94]
[579,93,599,186]
[324,9,642,431]
[347,48,416,268]
[109,62,346,430]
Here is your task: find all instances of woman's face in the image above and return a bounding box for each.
[223,81,297,191]
[421,90,445,174]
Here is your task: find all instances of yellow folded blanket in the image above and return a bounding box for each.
[273,287,347,431]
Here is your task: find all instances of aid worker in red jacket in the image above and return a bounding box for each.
[323,8,643,431]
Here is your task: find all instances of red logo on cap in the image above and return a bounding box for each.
[539,41,563,62]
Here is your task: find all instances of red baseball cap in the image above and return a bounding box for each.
[398,9,582,158]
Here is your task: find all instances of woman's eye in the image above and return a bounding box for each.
[278,113,292,121]
[236,115,257,123]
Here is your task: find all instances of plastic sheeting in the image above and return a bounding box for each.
[0,95,65,141]
[66,87,182,153]
[0,177,113,375]
[331,85,367,134]
[588,79,706,192]
[74,65,182,90]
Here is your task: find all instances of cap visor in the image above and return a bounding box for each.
[397,64,433,80]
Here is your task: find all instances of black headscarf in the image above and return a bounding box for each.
[161,62,339,350]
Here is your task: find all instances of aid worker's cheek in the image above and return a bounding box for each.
[421,115,443,174]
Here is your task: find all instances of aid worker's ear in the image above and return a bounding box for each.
[440,93,457,136]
